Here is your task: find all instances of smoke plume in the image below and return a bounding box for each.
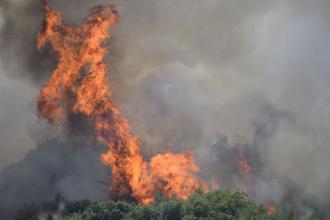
[0,0,330,219]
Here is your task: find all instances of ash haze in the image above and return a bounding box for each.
[0,0,330,218]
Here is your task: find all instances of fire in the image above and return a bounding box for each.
[237,158,252,174]
[266,205,277,215]
[37,2,206,204]
[210,179,220,189]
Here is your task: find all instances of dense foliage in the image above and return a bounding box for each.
[16,190,279,220]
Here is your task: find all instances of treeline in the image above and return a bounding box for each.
[15,190,323,220]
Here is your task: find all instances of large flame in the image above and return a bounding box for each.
[37,2,206,204]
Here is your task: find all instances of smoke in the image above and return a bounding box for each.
[0,0,330,217]
[110,0,330,204]
[0,139,108,220]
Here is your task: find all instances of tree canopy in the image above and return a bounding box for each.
[15,190,281,220]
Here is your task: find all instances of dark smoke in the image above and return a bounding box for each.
[0,138,108,220]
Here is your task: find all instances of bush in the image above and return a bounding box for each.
[14,190,291,220]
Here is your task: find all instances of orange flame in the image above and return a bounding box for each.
[237,158,252,174]
[37,2,206,204]
[266,205,277,215]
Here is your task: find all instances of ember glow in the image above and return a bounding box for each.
[266,205,277,215]
[210,179,220,189]
[237,158,252,174]
[37,2,206,204]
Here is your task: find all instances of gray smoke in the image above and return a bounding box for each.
[0,139,108,220]
[0,0,330,218]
